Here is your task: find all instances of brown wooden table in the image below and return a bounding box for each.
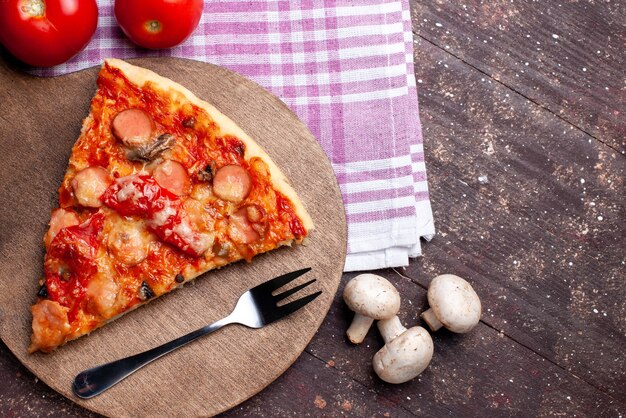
[1,1,624,416]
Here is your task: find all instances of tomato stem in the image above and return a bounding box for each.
[21,0,45,17]
[145,20,162,34]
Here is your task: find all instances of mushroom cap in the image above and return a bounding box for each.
[427,274,481,333]
[342,274,400,320]
[373,326,433,384]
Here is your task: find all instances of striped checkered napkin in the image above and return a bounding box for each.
[28,0,435,272]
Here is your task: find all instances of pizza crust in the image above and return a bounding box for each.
[104,58,314,233]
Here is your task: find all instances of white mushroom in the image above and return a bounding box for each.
[342,274,401,344]
[373,316,433,384]
[421,274,481,333]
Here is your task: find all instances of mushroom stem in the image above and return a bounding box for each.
[346,313,375,344]
[421,308,443,331]
[377,316,407,344]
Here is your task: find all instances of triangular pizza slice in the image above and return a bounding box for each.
[30,59,313,353]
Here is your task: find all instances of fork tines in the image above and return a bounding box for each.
[275,289,323,318]
[253,267,321,322]
[257,267,312,293]
[274,278,317,301]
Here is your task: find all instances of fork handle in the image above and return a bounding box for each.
[73,316,232,399]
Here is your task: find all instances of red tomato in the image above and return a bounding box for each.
[100,174,206,256]
[46,213,105,283]
[114,0,204,49]
[100,175,179,217]
[44,212,104,322]
[0,0,98,67]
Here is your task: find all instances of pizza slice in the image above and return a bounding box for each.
[29,59,313,353]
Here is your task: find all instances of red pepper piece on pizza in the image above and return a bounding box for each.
[29,59,313,353]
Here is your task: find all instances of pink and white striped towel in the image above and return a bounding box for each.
[28,0,435,272]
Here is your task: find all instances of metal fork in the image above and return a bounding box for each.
[73,267,319,399]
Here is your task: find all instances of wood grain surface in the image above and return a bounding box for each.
[411,0,626,154]
[0,57,347,417]
[1,1,625,416]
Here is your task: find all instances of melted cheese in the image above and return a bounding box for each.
[172,220,214,255]
[190,231,214,255]
[150,199,177,227]
[116,180,140,202]
[106,217,153,266]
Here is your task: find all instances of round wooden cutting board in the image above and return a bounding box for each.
[0,57,346,417]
